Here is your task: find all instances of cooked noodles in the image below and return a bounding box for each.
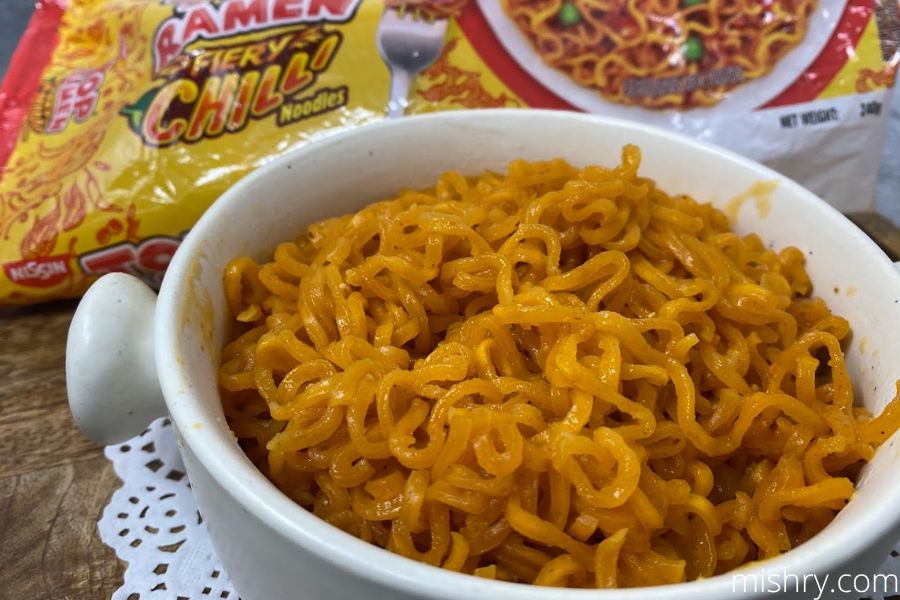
[219,146,900,587]
[503,0,818,109]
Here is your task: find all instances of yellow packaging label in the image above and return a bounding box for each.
[1,0,896,304]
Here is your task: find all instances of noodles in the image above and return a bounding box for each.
[219,146,900,587]
[503,0,817,109]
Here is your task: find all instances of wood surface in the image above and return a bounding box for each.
[0,301,124,600]
[849,212,900,261]
[0,212,897,599]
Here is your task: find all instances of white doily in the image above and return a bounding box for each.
[98,417,900,600]
[99,418,239,600]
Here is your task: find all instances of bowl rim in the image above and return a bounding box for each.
[155,108,900,598]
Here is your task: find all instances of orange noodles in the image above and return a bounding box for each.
[219,146,900,587]
[503,0,817,109]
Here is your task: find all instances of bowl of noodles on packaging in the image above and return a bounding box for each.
[66,110,900,600]
[479,0,847,123]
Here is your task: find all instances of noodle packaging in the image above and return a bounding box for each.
[66,110,900,600]
[1,0,898,305]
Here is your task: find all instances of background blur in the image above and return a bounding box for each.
[1,0,898,221]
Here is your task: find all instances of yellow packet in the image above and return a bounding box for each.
[0,0,896,304]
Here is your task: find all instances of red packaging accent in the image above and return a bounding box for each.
[0,0,66,173]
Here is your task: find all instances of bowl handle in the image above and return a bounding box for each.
[66,273,165,445]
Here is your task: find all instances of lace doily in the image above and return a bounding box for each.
[98,417,900,600]
[99,418,239,600]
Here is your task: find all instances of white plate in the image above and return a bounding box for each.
[477,0,848,124]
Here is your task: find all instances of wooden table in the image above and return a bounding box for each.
[0,300,124,599]
[0,214,898,600]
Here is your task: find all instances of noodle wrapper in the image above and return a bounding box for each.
[0,0,897,305]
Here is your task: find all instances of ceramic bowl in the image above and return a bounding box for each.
[67,110,900,600]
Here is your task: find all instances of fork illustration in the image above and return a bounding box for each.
[376,7,449,119]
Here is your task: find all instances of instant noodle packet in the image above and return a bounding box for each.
[0,0,897,305]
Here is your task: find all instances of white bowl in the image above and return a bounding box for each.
[66,110,900,600]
